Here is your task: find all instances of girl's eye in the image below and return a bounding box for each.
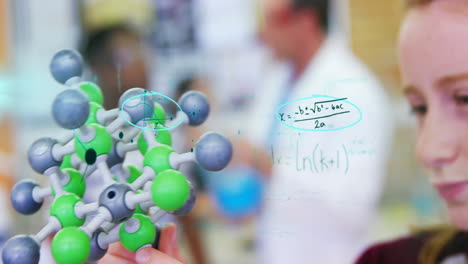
[405,90,426,117]
[410,104,427,116]
[454,95,468,105]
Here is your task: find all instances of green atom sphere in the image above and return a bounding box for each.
[151,169,190,211]
[62,168,86,197]
[119,214,156,252]
[85,102,103,125]
[126,165,142,184]
[152,102,167,125]
[143,145,175,174]
[74,123,112,164]
[79,81,103,105]
[137,125,172,154]
[50,193,85,227]
[51,227,90,264]
[60,154,74,169]
[52,169,86,198]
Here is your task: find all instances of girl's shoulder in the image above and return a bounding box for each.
[355,233,427,264]
[356,227,468,264]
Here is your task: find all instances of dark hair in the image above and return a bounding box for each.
[291,0,329,32]
[407,0,432,7]
[80,24,141,65]
[176,76,196,97]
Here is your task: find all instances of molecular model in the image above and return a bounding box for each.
[1,50,233,264]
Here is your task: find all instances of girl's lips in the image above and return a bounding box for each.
[435,180,468,201]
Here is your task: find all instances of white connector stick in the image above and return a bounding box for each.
[102,223,117,233]
[58,169,71,186]
[138,182,154,212]
[65,76,81,87]
[82,207,112,237]
[125,191,152,210]
[79,126,96,143]
[139,200,154,213]
[150,208,167,223]
[79,162,94,177]
[49,172,65,197]
[35,217,61,242]
[143,181,152,192]
[116,141,138,157]
[71,154,81,169]
[97,224,121,249]
[130,167,155,190]
[31,187,52,203]
[169,152,195,170]
[51,140,76,162]
[79,163,87,175]
[142,129,159,149]
[111,164,127,183]
[96,108,120,125]
[74,202,99,219]
[165,110,189,128]
[106,112,131,134]
[58,132,75,146]
[121,126,141,143]
[96,155,115,185]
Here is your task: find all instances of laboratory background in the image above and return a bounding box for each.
[0,0,443,263]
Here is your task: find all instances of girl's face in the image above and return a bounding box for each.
[399,1,468,230]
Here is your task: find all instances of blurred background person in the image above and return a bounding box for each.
[80,24,149,109]
[244,0,393,263]
[80,24,152,200]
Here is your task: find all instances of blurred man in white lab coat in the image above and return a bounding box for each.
[245,0,393,263]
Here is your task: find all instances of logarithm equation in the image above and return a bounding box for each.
[270,139,350,175]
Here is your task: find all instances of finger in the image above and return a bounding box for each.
[151,223,162,249]
[136,247,183,264]
[99,253,136,264]
[159,223,183,260]
[107,242,136,261]
[39,234,55,263]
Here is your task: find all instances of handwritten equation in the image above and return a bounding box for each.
[280,97,349,123]
[270,141,350,175]
[276,95,362,131]
[248,137,351,174]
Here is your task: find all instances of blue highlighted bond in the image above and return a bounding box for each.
[121,91,183,131]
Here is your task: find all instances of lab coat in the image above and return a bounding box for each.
[249,35,393,264]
